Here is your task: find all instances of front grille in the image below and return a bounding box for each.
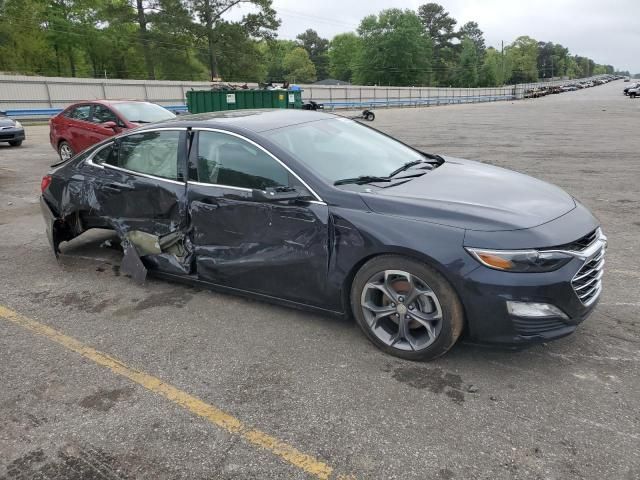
[513,317,569,335]
[553,229,598,252]
[572,246,605,305]
[0,133,14,140]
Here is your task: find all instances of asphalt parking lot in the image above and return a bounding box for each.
[1,81,639,480]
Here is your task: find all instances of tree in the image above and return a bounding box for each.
[417,3,457,85]
[506,36,538,83]
[455,37,478,87]
[282,47,316,83]
[149,0,208,80]
[479,47,509,86]
[536,42,570,80]
[328,32,361,82]
[260,39,296,81]
[354,9,432,86]
[418,3,456,42]
[213,22,266,81]
[296,29,329,80]
[133,0,155,79]
[189,0,279,81]
[459,21,485,60]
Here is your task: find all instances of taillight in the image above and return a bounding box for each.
[41,175,52,193]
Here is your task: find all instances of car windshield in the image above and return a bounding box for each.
[111,102,175,123]
[263,118,426,183]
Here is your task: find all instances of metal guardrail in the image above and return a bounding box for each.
[317,94,516,110]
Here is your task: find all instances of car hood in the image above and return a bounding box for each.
[0,118,16,128]
[360,156,576,232]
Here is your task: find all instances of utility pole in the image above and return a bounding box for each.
[501,40,504,84]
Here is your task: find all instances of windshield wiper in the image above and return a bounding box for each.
[334,175,391,186]
[388,159,430,178]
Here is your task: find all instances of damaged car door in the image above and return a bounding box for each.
[89,128,191,277]
[187,129,331,308]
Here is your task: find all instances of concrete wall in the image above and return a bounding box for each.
[0,73,599,118]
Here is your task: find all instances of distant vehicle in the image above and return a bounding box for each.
[628,87,639,98]
[561,85,578,92]
[0,110,25,147]
[49,100,176,161]
[623,83,639,95]
[624,77,630,82]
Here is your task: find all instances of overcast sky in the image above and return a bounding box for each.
[229,0,639,73]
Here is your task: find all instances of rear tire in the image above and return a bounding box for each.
[350,255,464,361]
[58,141,74,161]
[9,140,22,147]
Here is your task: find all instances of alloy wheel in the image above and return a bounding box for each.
[59,143,73,161]
[360,269,443,352]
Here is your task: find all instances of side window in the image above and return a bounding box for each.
[92,143,116,165]
[194,131,289,190]
[92,105,118,124]
[67,105,91,121]
[111,130,180,180]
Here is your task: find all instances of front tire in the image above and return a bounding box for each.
[350,255,464,361]
[9,140,22,147]
[58,141,74,161]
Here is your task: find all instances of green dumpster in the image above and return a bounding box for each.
[186,89,303,114]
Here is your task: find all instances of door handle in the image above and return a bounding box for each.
[104,182,134,191]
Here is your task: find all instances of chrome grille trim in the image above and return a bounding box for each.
[571,232,606,306]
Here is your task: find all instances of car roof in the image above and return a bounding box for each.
[157,109,339,133]
[67,100,158,107]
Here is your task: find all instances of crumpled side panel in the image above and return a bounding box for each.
[189,195,331,306]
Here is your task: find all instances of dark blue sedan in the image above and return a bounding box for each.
[40,110,606,360]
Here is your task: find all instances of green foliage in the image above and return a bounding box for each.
[0,0,619,86]
[459,21,485,60]
[354,9,432,86]
[260,39,296,81]
[505,36,538,83]
[282,47,316,83]
[417,3,456,85]
[328,32,361,82]
[296,29,329,80]
[455,37,478,87]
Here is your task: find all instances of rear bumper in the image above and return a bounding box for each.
[0,128,25,142]
[40,195,60,257]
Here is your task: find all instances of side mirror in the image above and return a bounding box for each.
[102,121,118,130]
[252,187,301,203]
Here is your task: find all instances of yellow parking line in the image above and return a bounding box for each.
[0,304,350,480]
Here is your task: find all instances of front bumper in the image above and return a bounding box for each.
[459,213,605,346]
[0,127,25,143]
[460,262,601,346]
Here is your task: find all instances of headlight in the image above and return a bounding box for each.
[14,120,22,129]
[466,248,573,273]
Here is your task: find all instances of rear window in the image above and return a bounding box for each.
[65,105,91,121]
[111,102,175,124]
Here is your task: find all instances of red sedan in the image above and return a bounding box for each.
[49,100,176,161]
